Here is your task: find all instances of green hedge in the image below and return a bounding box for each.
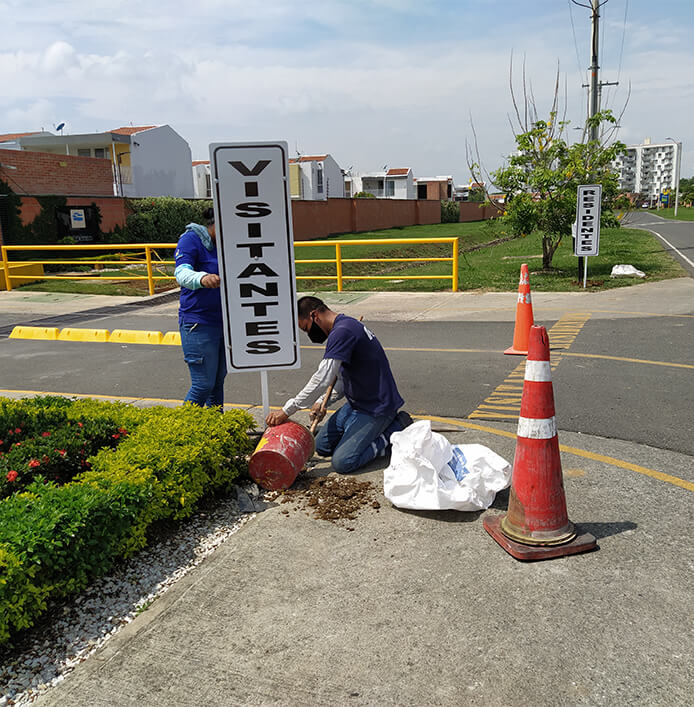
[0,397,254,644]
[121,197,213,243]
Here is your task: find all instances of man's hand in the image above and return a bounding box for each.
[309,401,325,424]
[266,409,290,426]
[201,273,220,289]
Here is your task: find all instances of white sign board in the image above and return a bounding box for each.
[69,208,86,229]
[210,141,301,372]
[574,184,602,257]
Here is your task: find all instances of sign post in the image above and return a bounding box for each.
[210,141,301,419]
[574,184,602,289]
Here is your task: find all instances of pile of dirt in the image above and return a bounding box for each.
[268,474,381,528]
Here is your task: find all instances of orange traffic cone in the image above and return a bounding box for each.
[504,263,534,355]
[484,325,598,560]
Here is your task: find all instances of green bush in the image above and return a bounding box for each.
[441,200,460,223]
[0,397,255,644]
[123,197,212,243]
[353,191,376,199]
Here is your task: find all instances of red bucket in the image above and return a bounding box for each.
[248,421,316,491]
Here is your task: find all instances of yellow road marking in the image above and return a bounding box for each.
[426,415,694,493]
[304,346,693,370]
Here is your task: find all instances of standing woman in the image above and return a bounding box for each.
[174,207,227,407]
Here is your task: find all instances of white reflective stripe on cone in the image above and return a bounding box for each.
[524,360,552,382]
[517,416,557,439]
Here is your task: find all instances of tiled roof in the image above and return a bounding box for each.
[386,168,410,176]
[0,131,42,142]
[192,160,210,166]
[289,155,328,163]
[110,126,157,136]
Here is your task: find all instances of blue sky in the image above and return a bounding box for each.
[2,0,693,182]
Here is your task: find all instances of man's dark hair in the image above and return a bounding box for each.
[202,207,215,225]
[297,296,327,318]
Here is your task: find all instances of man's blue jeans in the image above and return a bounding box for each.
[180,322,227,407]
[315,402,401,474]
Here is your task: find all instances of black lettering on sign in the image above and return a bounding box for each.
[238,263,279,278]
[236,202,272,218]
[241,301,279,316]
[248,223,262,238]
[245,182,259,197]
[246,340,281,354]
[229,160,271,176]
[245,321,280,336]
[239,282,279,298]
[236,242,274,258]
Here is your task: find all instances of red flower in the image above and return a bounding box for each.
[14,428,21,434]
[6,470,18,482]
[14,442,21,447]
[28,459,40,469]
[42,431,51,437]
[58,449,66,456]
[77,422,83,428]
[0,439,4,444]
[112,433,120,439]
[118,428,128,435]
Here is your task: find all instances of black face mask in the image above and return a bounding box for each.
[308,321,327,344]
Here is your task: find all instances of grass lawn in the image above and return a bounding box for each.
[646,206,694,221]
[10,219,686,295]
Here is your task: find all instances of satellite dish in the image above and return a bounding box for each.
[56,122,66,133]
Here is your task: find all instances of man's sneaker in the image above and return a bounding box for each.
[396,410,414,430]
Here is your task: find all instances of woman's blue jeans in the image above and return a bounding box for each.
[180,322,227,407]
[315,402,400,474]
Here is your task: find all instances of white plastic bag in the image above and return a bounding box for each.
[610,264,646,278]
[383,420,512,511]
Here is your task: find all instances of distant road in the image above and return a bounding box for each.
[623,211,694,277]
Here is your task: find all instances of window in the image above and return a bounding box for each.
[77,149,91,157]
[205,174,211,198]
[316,165,324,194]
[94,148,106,159]
[385,180,395,197]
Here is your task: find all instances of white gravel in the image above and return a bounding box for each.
[0,483,263,705]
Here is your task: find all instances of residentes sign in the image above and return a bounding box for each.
[574,184,602,257]
[210,142,301,371]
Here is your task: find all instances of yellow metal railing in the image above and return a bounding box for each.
[294,237,459,292]
[1,244,176,296]
[1,236,459,294]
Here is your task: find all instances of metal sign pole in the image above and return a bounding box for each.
[583,255,588,289]
[260,370,269,423]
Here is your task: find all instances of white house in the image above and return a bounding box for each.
[2,125,194,198]
[289,154,344,200]
[359,168,415,199]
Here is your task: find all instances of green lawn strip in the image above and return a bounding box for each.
[0,397,255,644]
[647,206,694,221]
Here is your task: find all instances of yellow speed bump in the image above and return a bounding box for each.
[109,329,163,345]
[58,328,110,343]
[9,326,59,340]
[161,331,181,346]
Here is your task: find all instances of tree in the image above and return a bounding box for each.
[492,110,625,269]
[467,60,629,270]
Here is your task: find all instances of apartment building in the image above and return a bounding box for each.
[614,138,681,204]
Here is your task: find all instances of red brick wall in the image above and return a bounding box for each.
[291,198,441,241]
[18,196,132,232]
[0,148,114,196]
[459,201,498,222]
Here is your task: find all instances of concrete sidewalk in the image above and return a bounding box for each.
[36,414,693,706]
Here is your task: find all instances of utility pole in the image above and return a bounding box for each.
[573,0,616,281]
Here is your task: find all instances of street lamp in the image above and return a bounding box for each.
[666,137,682,217]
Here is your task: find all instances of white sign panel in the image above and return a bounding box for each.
[69,208,86,229]
[210,141,301,371]
[574,184,602,257]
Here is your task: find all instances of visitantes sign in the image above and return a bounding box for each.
[573,184,602,257]
[210,141,301,371]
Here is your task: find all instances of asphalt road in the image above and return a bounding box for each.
[624,210,694,276]
[1,306,692,457]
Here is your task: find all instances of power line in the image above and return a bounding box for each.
[567,0,586,85]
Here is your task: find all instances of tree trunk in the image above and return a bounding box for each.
[542,234,561,269]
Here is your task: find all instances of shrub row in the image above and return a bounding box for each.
[0,397,255,644]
